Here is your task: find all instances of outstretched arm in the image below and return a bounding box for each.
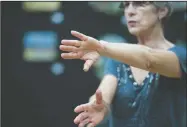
[60,30,186,78]
[97,41,183,78]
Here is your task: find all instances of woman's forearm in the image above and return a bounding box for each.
[89,75,118,105]
[98,41,152,71]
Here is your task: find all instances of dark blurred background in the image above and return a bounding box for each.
[1,1,186,127]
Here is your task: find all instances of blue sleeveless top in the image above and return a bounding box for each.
[100,46,186,127]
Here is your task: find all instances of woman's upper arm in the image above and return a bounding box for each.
[102,58,119,91]
[168,46,187,77]
[104,58,119,78]
[148,46,186,78]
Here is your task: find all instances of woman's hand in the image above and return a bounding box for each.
[74,90,110,127]
[61,30,102,51]
[59,30,102,71]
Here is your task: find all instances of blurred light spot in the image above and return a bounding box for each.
[93,57,107,80]
[51,62,65,75]
[51,12,64,24]
[121,16,127,25]
[22,2,61,12]
[88,2,121,15]
[23,31,58,62]
[98,33,127,43]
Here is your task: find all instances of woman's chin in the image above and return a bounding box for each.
[128,28,141,36]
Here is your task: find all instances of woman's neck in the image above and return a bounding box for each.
[136,24,173,49]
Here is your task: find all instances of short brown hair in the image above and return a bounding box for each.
[119,1,173,24]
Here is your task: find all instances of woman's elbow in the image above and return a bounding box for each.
[142,48,156,71]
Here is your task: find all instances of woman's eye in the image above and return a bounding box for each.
[134,1,149,7]
[119,1,150,9]
[124,2,130,8]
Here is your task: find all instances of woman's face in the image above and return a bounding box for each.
[123,2,160,36]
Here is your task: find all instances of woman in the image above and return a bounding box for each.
[60,2,186,127]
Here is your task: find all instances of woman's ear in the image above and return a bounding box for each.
[158,7,169,20]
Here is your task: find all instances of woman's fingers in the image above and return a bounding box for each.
[83,59,94,72]
[59,45,79,52]
[95,89,103,105]
[61,40,81,47]
[74,103,91,113]
[78,118,91,127]
[86,123,95,127]
[74,112,89,124]
[61,52,80,59]
[71,30,88,41]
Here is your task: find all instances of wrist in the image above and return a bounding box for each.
[102,101,111,122]
[103,101,110,115]
[96,40,108,54]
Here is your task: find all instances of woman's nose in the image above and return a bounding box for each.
[125,4,136,17]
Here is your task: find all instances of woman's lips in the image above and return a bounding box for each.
[128,21,137,27]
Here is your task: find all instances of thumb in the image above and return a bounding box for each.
[95,89,103,105]
[83,59,94,72]
[74,103,90,113]
[71,30,88,41]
